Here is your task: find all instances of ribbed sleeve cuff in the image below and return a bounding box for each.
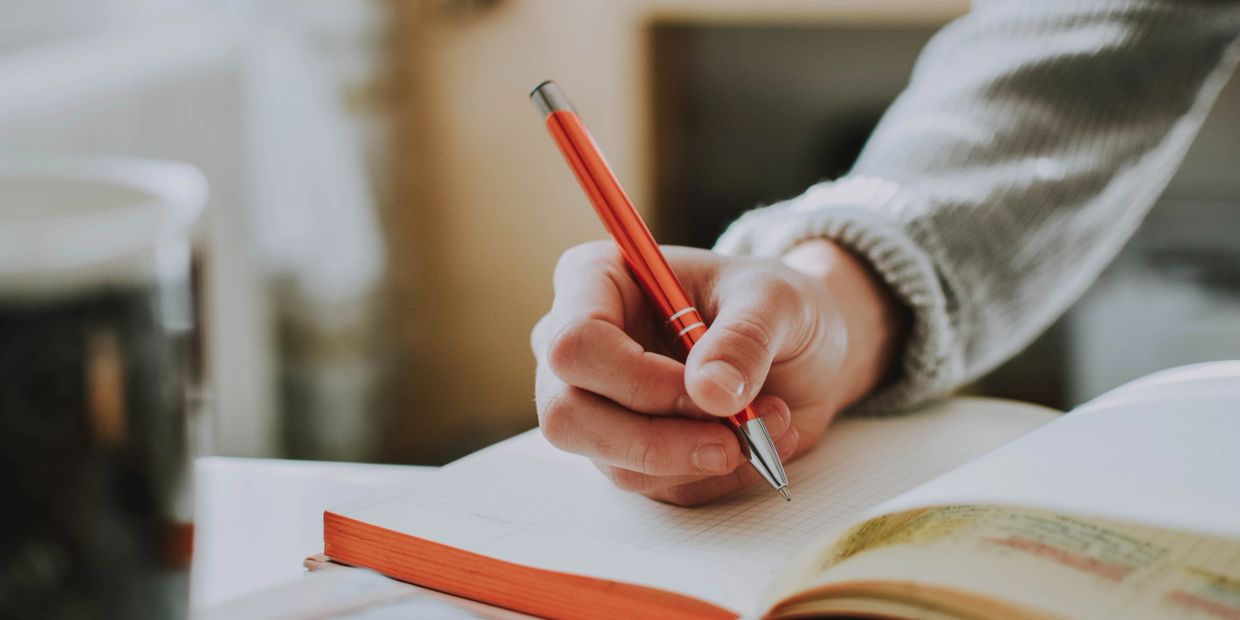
[713,176,960,414]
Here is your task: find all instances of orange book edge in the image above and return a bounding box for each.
[323,511,737,620]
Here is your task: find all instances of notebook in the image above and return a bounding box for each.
[321,362,1240,619]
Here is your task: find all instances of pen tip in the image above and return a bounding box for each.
[779,487,791,502]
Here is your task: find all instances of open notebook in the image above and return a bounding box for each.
[321,362,1240,619]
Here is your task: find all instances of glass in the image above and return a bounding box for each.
[0,156,206,619]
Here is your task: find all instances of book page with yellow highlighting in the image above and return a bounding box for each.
[772,505,1240,619]
[758,363,1240,618]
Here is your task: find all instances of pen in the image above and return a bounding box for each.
[531,80,790,501]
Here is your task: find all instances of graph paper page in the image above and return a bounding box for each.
[336,398,1056,614]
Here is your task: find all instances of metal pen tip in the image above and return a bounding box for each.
[779,487,791,502]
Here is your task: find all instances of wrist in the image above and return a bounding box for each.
[781,238,908,407]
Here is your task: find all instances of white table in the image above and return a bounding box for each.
[191,457,539,619]
[191,456,428,609]
[192,456,545,619]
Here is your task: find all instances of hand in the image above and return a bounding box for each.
[531,239,904,505]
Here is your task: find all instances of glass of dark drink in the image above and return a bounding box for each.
[0,157,206,619]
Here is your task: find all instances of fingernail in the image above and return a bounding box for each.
[693,443,728,474]
[699,360,746,401]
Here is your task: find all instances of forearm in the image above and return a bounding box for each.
[717,0,1240,411]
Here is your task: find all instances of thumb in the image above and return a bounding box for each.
[684,279,807,416]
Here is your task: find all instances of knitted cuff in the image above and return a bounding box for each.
[713,176,960,414]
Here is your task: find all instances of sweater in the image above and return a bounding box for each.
[714,0,1240,413]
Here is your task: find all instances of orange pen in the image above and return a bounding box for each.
[531,80,790,500]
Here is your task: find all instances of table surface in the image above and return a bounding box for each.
[191,456,432,608]
[191,457,538,619]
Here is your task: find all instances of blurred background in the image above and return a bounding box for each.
[3,0,1236,465]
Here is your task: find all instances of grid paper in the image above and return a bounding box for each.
[340,399,1055,613]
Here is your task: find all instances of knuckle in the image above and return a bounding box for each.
[555,241,615,278]
[530,314,551,357]
[658,485,707,507]
[538,393,577,449]
[715,316,774,366]
[720,315,773,352]
[607,467,652,494]
[630,423,668,475]
[624,369,669,413]
[546,322,588,376]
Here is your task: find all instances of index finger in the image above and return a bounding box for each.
[548,241,644,334]
[540,243,705,416]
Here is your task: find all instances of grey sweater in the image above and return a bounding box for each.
[715,0,1240,412]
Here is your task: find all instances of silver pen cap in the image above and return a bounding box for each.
[530,80,574,118]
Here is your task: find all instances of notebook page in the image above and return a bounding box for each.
[872,362,1240,539]
[334,398,1056,614]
